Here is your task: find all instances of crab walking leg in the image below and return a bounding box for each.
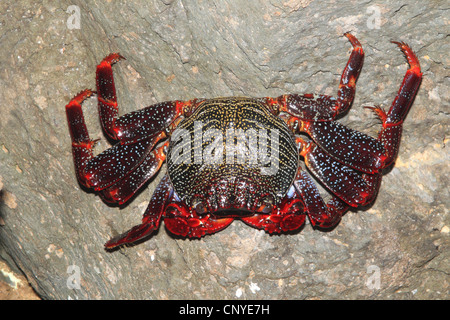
[274,33,364,121]
[302,41,422,172]
[297,137,381,207]
[293,170,349,228]
[289,42,421,174]
[96,53,201,144]
[100,138,168,205]
[333,32,365,117]
[66,88,167,192]
[368,41,422,166]
[82,137,160,190]
[112,101,182,144]
[66,89,99,187]
[96,53,124,141]
[300,120,386,173]
[104,174,174,249]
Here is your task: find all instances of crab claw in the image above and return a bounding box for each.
[164,202,233,238]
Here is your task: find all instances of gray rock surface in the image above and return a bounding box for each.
[0,0,448,299]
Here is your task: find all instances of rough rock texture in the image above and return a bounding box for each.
[0,0,448,299]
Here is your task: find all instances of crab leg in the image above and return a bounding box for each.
[82,137,157,190]
[100,138,168,204]
[112,101,182,144]
[66,88,168,195]
[301,120,385,173]
[67,101,163,192]
[96,53,200,144]
[105,177,235,248]
[104,174,173,249]
[281,41,421,174]
[293,170,348,228]
[67,53,205,190]
[274,33,364,121]
[307,41,421,170]
[334,32,364,117]
[66,89,98,187]
[96,53,124,141]
[297,137,381,207]
[372,41,422,166]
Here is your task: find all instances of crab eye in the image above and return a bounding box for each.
[256,195,274,214]
[192,197,208,214]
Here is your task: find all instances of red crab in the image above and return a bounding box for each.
[65,33,422,249]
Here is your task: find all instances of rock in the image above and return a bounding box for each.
[0,0,448,299]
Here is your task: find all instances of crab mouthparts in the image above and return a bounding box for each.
[210,209,255,218]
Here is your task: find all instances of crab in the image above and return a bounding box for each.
[65,33,422,249]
